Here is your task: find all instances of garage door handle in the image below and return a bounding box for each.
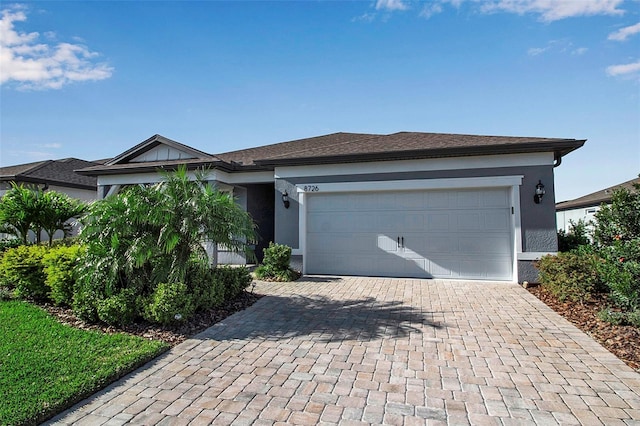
[397,236,400,248]
[401,236,404,248]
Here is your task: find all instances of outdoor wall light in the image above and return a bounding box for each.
[534,180,545,204]
[282,191,290,209]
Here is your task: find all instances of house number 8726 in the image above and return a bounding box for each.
[303,185,319,192]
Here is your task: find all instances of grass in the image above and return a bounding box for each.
[0,300,169,426]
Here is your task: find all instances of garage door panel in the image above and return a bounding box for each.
[306,188,513,280]
[483,189,510,207]
[485,211,510,230]
[456,191,480,208]
[426,214,450,231]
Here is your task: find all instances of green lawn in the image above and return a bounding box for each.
[0,300,169,425]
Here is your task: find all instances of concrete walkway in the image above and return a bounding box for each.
[47,277,640,425]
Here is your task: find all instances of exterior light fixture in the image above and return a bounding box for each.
[534,180,545,204]
[282,191,290,209]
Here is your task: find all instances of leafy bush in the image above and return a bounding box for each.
[75,166,257,324]
[212,266,253,300]
[42,245,84,306]
[0,238,21,253]
[0,245,49,299]
[536,250,605,303]
[143,282,195,325]
[557,219,590,252]
[96,289,139,326]
[590,183,640,324]
[255,242,299,282]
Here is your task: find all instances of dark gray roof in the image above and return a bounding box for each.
[556,177,640,211]
[0,158,101,190]
[78,131,586,175]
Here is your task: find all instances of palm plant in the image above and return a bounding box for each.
[0,183,42,244]
[78,166,257,300]
[39,191,87,246]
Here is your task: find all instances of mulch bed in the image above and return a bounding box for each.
[527,284,640,372]
[39,291,263,346]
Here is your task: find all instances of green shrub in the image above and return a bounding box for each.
[255,242,299,282]
[143,282,196,325]
[0,245,49,299]
[598,308,640,327]
[72,281,100,323]
[212,266,253,300]
[189,268,225,310]
[536,251,605,303]
[557,219,590,252]
[42,244,84,306]
[96,289,139,326]
[0,238,21,253]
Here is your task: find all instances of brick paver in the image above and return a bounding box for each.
[46,277,640,425]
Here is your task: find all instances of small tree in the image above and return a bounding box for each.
[591,179,640,324]
[39,191,87,246]
[0,183,42,244]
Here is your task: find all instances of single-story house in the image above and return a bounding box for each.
[78,132,585,283]
[0,158,104,241]
[556,176,640,231]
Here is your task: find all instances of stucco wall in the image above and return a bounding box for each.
[274,163,558,281]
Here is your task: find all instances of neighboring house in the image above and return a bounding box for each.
[78,132,585,283]
[556,176,640,232]
[0,158,104,240]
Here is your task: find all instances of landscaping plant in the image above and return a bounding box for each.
[255,242,300,281]
[75,166,257,325]
[0,183,86,245]
[537,179,640,327]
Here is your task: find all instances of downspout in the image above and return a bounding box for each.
[553,152,562,168]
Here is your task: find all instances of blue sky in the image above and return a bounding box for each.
[1,0,638,201]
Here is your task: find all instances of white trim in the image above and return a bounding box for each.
[297,176,524,282]
[276,152,553,179]
[213,169,275,184]
[295,176,523,194]
[298,191,307,273]
[97,169,274,186]
[291,249,303,256]
[511,185,522,279]
[518,252,556,261]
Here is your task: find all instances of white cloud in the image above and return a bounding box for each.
[420,3,444,19]
[38,143,62,149]
[0,5,113,90]
[375,0,409,11]
[572,47,588,55]
[480,0,625,22]
[608,22,640,41]
[606,60,640,76]
[528,46,548,56]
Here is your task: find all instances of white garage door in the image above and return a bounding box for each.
[305,188,513,280]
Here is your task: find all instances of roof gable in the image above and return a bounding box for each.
[106,134,217,165]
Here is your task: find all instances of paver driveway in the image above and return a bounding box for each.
[48,277,640,425]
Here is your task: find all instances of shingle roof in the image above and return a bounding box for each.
[249,131,583,165]
[0,158,101,190]
[77,131,586,175]
[556,177,640,211]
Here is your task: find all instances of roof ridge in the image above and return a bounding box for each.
[19,159,54,176]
